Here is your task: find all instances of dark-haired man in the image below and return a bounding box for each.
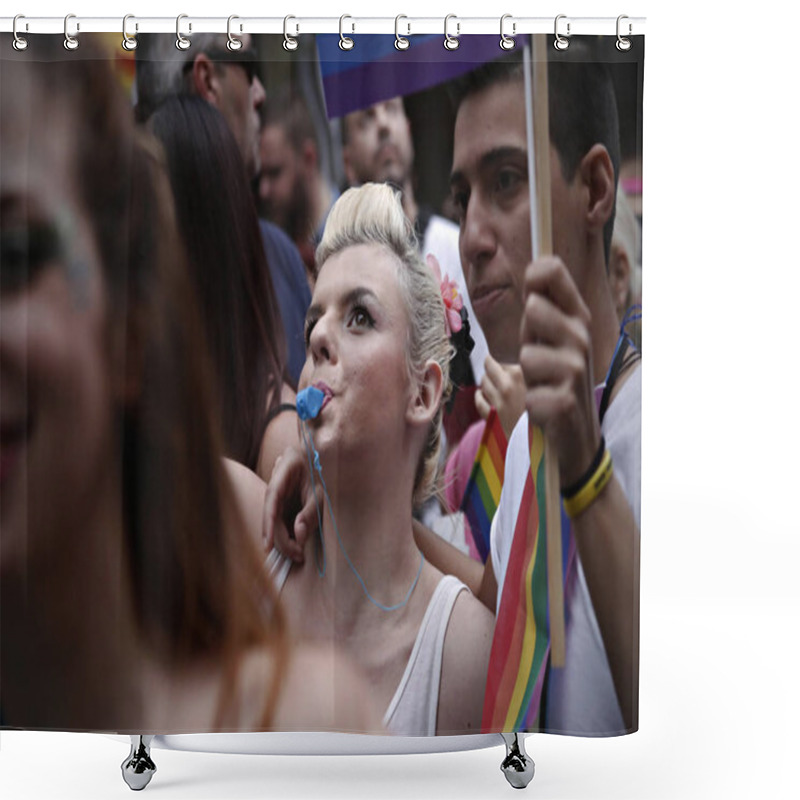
[256,89,338,286]
[449,54,641,733]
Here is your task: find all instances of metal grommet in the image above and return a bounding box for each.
[554,14,570,51]
[63,13,79,51]
[12,14,28,51]
[444,14,459,51]
[616,15,632,52]
[500,14,515,51]
[122,14,138,51]
[283,15,298,51]
[339,15,354,51]
[395,15,410,51]
[227,15,242,51]
[176,14,191,51]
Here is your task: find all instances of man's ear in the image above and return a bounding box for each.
[190,54,220,107]
[407,360,444,428]
[608,241,631,318]
[580,143,615,235]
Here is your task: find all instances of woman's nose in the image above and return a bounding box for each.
[308,314,334,365]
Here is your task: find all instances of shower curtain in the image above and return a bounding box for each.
[0,23,643,749]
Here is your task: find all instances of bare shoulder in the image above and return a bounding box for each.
[437,585,495,734]
[257,383,299,482]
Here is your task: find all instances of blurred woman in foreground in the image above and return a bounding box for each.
[0,39,377,734]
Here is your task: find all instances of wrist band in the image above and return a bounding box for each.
[561,437,607,500]
[562,445,614,519]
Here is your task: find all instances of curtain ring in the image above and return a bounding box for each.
[176,14,191,51]
[444,14,459,51]
[64,13,79,51]
[500,14,515,50]
[339,15,354,51]
[395,15,410,51]
[122,14,138,51]
[12,14,28,51]
[554,14,570,51]
[616,15,632,51]
[227,15,242,51]
[283,15,298,51]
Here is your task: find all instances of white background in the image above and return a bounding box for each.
[3,1,799,798]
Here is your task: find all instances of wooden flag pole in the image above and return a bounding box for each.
[524,36,566,668]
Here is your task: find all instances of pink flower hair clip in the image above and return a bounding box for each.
[426,254,463,337]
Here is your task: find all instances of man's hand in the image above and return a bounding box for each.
[263,444,321,563]
[519,256,602,487]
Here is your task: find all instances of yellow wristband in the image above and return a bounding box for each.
[562,448,614,518]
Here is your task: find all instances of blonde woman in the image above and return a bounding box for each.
[265,183,494,736]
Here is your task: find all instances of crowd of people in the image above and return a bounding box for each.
[1,31,641,737]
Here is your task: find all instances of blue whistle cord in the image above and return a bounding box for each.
[298,417,424,613]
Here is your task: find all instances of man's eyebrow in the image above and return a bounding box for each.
[449,145,528,189]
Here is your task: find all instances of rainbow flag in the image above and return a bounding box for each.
[482,426,551,731]
[460,409,507,563]
[316,34,504,118]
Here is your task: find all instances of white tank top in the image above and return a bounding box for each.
[265,551,467,736]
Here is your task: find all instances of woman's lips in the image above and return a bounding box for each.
[313,381,334,411]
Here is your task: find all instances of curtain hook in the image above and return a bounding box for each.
[227,15,243,51]
[283,15,298,51]
[64,13,79,51]
[500,14,516,50]
[176,14,191,51]
[12,14,29,51]
[554,14,570,51]
[444,14,460,51]
[122,14,138,51]
[395,15,410,51]
[339,15,354,50]
[616,15,632,51]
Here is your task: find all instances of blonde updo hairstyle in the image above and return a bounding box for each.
[315,183,453,507]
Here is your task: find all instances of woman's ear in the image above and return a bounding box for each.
[407,360,444,428]
[580,143,616,235]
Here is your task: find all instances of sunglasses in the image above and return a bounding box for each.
[184,48,259,84]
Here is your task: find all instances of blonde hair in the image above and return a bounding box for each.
[316,183,452,506]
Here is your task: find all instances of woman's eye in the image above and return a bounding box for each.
[304,318,317,346]
[0,225,61,294]
[348,306,373,329]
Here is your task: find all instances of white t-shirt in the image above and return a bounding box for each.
[490,364,641,735]
[422,214,490,384]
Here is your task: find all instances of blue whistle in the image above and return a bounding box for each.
[296,385,326,421]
